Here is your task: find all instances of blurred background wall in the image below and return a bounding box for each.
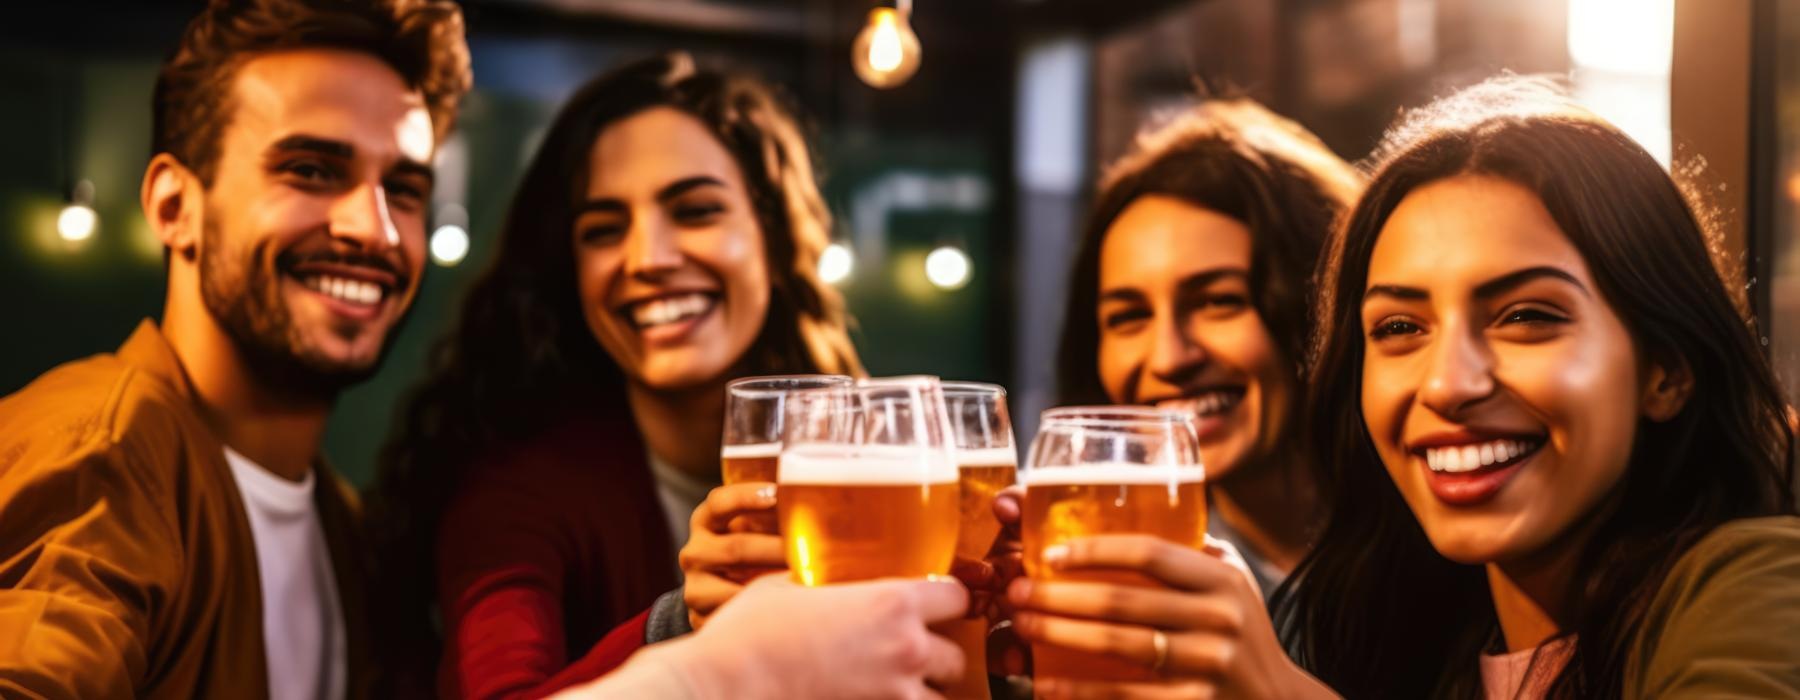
[4,0,1790,487]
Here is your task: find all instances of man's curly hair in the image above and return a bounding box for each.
[152,0,472,184]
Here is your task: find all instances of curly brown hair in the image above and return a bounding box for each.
[151,0,472,184]
[366,53,862,695]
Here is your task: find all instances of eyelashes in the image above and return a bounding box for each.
[1365,305,1572,342]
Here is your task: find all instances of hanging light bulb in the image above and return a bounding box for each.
[852,0,921,89]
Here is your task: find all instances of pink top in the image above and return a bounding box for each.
[1479,637,1573,700]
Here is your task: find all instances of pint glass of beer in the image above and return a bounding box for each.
[1021,406,1205,682]
[943,382,1019,561]
[941,382,1018,700]
[722,374,852,486]
[778,376,961,586]
[723,375,851,536]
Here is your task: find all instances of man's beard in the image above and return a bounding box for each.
[197,219,408,401]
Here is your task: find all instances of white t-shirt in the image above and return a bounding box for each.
[223,447,347,700]
[647,452,719,583]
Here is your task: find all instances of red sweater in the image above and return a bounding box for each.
[434,412,679,699]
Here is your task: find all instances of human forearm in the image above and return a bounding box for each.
[547,635,765,700]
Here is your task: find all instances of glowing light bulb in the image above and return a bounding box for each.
[820,243,853,284]
[869,20,903,72]
[924,245,969,290]
[58,204,97,242]
[430,224,470,266]
[852,6,921,89]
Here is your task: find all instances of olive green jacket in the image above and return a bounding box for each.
[1625,515,1800,697]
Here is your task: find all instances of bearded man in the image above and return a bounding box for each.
[0,1,469,697]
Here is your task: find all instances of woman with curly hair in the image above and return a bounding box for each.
[368,52,860,698]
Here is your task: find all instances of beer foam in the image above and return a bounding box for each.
[779,443,958,485]
[1022,464,1205,486]
[956,447,1019,469]
[721,443,781,459]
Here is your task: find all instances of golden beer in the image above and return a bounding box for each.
[955,448,1019,559]
[721,443,780,485]
[942,448,1017,700]
[1023,465,1207,681]
[779,444,960,586]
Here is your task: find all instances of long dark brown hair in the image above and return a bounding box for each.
[1054,98,1362,465]
[1279,77,1795,698]
[365,52,861,693]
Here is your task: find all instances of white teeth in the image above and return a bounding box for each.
[1158,391,1241,419]
[1423,439,1538,473]
[631,293,713,328]
[303,274,383,307]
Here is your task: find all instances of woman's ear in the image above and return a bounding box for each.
[1641,354,1695,422]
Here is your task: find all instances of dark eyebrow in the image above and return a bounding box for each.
[1098,287,1148,304]
[575,198,627,216]
[1363,284,1428,303]
[1472,266,1590,300]
[1362,266,1590,305]
[576,176,727,216]
[389,159,435,189]
[1176,268,1248,295]
[1099,267,1245,305]
[657,175,727,201]
[269,134,435,187]
[268,135,353,159]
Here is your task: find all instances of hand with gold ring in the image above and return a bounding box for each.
[1006,534,1339,699]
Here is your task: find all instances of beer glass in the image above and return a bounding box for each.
[941,381,1017,700]
[1021,406,1206,682]
[722,375,852,485]
[778,376,961,586]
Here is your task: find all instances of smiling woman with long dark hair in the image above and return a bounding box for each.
[1281,77,1800,698]
[366,53,860,698]
[1053,99,1363,599]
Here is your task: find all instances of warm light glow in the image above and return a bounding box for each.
[820,243,854,284]
[868,12,903,71]
[924,246,969,290]
[430,224,469,266]
[1568,0,1673,76]
[852,7,921,89]
[1568,0,1674,166]
[57,204,96,242]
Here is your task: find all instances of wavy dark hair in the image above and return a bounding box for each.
[365,52,861,694]
[1054,98,1362,465]
[1278,77,1796,698]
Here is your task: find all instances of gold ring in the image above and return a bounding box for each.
[1150,629,1170,673]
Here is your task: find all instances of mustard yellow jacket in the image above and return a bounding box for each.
[0,321,371,699]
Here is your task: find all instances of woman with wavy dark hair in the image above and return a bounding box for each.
[1051,98,1362,599]
[1007,77,1800,699]
[367,52,860,698]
